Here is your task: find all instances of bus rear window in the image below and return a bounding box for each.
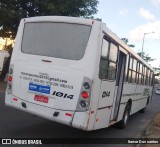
[22,22,91,60]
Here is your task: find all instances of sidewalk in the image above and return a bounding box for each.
[140,113,160,147]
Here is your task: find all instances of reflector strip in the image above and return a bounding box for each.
[13,98,18,101]
[91,111,94,114]
[65,113,72,117]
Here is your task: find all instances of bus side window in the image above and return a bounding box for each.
[108,43,118,80]
[143,66,146,85]
[99,39,109,79]
[146,68,149,85]
[99,38,118,80]
[128,56,133,83]
[101,39,109,58]
[128,57,138,84]
[150,71,154,86]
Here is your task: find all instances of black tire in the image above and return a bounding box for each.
[117,104,130,129]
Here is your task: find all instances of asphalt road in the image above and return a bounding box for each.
[0,92,160,145]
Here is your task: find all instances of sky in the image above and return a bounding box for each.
[94,0,160,68]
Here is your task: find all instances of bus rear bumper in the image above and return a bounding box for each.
[5,93,75,127]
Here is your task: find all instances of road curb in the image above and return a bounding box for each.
[136,113,160,147]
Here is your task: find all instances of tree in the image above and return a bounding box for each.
[121,38,135,48]
[0,0,99,38]
[0,0,99,80]
[137,52,156,63]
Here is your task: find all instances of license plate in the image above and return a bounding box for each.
[34,95,49,103]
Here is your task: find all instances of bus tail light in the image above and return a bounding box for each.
[83,82,90,90]
[8,84,12,90]
[9,68,13,74]
[80,100,89,108]
[81,91,89,99]
[76,77,92,112]
[7,65,13,94]
[8,76,12,82]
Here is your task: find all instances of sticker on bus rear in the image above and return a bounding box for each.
[29,83,51,94]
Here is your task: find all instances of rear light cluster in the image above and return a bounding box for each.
[8,76,12,82]
[76,77,92,111]
[7,65,13,93]
[81,91,89,99]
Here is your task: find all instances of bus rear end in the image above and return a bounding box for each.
[5,17,101,131]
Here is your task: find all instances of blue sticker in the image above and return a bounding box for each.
[29,83,50,94]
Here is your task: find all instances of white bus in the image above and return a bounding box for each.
[5,16,154,131]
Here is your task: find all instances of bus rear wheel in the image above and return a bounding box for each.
[117,104,130,129]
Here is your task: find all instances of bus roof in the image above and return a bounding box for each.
[23,16,100,27]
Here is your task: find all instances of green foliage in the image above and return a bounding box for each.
[137,52,156,63]
[121,38,135,48]
[0,0,99,38]
[121,38,128,44]
[121,38,155,63]
[85,16,102,21]
[2,44,13,55]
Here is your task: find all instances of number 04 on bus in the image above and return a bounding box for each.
[5,16,154,131]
